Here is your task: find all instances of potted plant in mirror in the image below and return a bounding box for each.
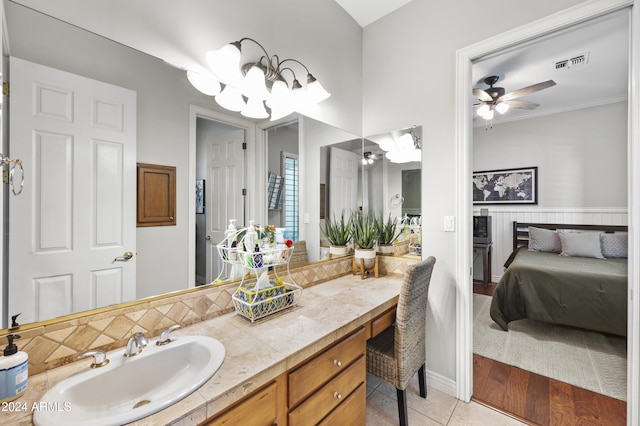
[351,210,377,269]
[376,212,402,255]
[320,211,352,257]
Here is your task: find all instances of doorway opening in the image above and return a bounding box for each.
[455,2,638,423]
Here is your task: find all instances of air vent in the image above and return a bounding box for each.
[554,52,590,70]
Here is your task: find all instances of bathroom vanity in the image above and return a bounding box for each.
[17,273,402,425]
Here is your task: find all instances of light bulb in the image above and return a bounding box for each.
[477,104,490,116]
[496,102,509,114]
[481,109,494,120]
[242,64,269,100]
[186,70,221,96]
[267,79,291,108]
[306,74,330,103]
[215,85,246,112]
[206,42,244,87]
[241,97,269,119]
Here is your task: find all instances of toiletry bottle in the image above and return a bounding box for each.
[253,244,263,268]
[0,334,28,403]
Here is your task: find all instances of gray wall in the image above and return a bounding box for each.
[362,0,586,388]
[474,102,628,208]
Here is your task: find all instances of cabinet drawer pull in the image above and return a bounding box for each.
[333,359,342,367]
[333,391,342,400]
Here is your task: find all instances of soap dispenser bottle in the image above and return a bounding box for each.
[0,334,28,403]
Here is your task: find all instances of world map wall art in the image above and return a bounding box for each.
[473,166,537,205]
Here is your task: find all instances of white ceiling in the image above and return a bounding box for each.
[333,0,413,27]
[471,9,629,126]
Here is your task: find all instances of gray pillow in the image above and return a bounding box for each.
[558,231,604,258]
[601,232,628,258]
[528,227,561,253]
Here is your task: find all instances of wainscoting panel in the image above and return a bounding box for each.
[473,208,628,283]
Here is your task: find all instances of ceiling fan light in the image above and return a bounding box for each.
[496,102,509,114]
[186,70,221,96]
[477,104,490,116]
[481,109,494,120]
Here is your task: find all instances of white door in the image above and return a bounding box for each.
[9,57,137,323]
[329,146,360,219]
[205,128,245,283]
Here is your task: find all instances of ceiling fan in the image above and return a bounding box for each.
[472,75,556,120]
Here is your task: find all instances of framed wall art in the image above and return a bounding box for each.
[473,166,537,205]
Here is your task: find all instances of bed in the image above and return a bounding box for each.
[489,221,628,336]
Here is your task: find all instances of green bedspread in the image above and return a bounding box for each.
[490,248,628,336]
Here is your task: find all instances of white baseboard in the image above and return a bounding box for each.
[426,368,457,397]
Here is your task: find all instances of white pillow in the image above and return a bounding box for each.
[558,232,604,259]
[528,227,561,253]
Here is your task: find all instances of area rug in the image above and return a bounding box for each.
[473,293,627,401]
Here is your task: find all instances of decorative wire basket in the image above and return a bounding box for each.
[231,280,302,322]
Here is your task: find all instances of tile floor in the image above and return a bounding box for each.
[366,373,527,425]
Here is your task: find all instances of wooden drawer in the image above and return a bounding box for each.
[202,381,278,426]
[288,355,365,426]
[318,382,366,426]
[371,307,396,338]
[288,327,365,407]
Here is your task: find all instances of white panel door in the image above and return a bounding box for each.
[205,129,245,283]
[329,146,360,219]
[9,57,137,323]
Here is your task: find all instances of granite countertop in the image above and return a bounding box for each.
[14,274,402,426]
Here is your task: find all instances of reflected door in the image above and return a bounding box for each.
[9,57,137,323]
[206,129,245,283]
[329,147,360,218]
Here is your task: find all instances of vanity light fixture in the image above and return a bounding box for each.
[187,37,330,121]
[376,130,422,164]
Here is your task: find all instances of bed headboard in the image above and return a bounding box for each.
[512,222,628,250]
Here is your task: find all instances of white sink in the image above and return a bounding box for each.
[33,335,225,426]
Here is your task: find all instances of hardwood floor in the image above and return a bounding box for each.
[472,283,627,425]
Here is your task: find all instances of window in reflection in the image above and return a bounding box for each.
[283,154,299,240]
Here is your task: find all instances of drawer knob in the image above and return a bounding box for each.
[333,359,342,367]
[333,391,342,400]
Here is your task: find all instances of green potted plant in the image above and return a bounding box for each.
[376,212,402,255]
[351,210,377,268]
[320,211,352,256]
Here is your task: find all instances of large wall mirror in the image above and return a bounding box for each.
[0,2,357,328]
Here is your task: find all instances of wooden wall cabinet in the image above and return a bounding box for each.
[137,163,176,227]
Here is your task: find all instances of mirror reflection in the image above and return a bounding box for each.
[0,2,362,329]
[319,127,422,257]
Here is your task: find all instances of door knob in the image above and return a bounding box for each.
[114,252,134,262]
[206,235,211,241]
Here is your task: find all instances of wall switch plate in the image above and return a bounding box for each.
[444,216,455,232]
[303,213,310,223]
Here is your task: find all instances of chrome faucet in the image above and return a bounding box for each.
[78,349,110,368]
[123,332,148,357]
[156,324,181,346]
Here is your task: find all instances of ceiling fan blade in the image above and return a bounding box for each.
[505,100,540,110]
[500,80,556,101]
[472,88,493,102]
